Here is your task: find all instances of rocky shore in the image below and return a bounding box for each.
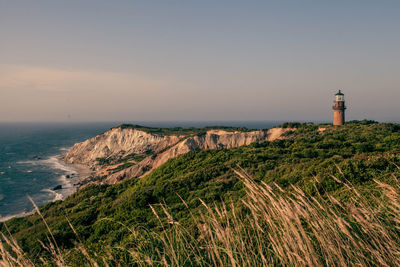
[57,156,93,194]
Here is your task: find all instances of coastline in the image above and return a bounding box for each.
[0,154,92,222]
[54,155,93,200]
[0,210,36,223]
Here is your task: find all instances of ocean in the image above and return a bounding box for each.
[0,121,284,221]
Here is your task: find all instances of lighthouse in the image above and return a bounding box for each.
[332,90,346,125]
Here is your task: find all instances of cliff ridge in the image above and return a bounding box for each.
[64,126,293,185]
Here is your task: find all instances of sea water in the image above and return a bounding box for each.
[0,121,283,221]
[0,123,115,221]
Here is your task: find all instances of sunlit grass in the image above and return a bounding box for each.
[2,167,400,266]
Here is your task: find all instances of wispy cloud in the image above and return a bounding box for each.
[0,64,185,122]
[0,64,165,93]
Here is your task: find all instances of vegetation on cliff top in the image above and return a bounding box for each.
[2,121,400,265]
[116,124,256,135]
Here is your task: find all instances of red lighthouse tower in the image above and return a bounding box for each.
[332,90,346,125]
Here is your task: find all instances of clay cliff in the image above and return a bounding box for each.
[64,126,294,185]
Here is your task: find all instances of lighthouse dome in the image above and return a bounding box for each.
[335,90,344,96]
[335,90,345,101]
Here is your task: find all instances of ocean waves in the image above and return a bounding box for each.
[0,151,80,221]
[17,154,79,200]
[0,122,112,221]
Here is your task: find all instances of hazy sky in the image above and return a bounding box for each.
[1,0,399,123]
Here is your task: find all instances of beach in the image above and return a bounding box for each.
[55,155,93,199]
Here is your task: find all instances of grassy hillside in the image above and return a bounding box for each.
[2,121,400,265]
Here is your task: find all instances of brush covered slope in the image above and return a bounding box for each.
[2,121,400,264]
[64,124,291,184]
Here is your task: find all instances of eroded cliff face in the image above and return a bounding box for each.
[64,127,294,185]
[64,127,182,167]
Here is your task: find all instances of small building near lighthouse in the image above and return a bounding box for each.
[332,90,346,125]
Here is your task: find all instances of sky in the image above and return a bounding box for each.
[1,0,399,123]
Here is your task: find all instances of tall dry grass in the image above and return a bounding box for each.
[2,168,400,266]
